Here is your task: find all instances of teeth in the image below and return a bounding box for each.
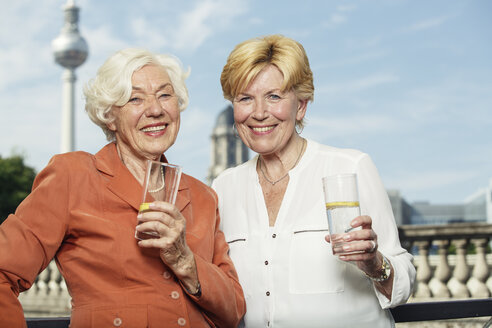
[252,126,274,132]
[142,125,165,132]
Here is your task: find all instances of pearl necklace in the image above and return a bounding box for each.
[148,166,165,193]
[259,139,306,186]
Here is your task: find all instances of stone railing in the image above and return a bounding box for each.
[19,261,71,317]
[20,222,492,317]
[398,222,492,300]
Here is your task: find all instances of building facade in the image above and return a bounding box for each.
[388,178,492,226]
[207,105,249,184]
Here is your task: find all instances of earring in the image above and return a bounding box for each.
[232,123,240,138]
[295,124,304,135]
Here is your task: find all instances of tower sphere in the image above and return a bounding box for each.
[52,0,88,69]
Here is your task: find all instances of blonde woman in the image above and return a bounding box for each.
[213,35,415,327]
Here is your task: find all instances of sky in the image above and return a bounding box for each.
[1,0,491,205]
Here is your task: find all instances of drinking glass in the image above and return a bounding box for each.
[135,160,182,240]
[322,173,362,255]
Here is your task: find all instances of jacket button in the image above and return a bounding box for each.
[163,271,172,279]
[171,291,180,299]
[113,317,122,327]
[266,291,270,296]
[177,317,186,326]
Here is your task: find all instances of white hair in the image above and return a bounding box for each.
[83,48,190,141]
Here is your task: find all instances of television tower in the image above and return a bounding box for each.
[52,0,88,153]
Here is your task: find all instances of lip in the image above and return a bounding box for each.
[140,123,167,136]
[250,124,276,135]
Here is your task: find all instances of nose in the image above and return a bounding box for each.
[251,99,268,121]
[145,95,164,117]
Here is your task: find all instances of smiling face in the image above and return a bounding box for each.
[107,64,180,163]
[233,64,307,156]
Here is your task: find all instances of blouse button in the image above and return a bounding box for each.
[113,317,122,327]
[264,260,269,265]
[177,317,187,326]
[266,291,270,296]
[272,233,276,238]
[171,291,180,299]
[163,271,172,279]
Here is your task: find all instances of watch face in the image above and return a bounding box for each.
[381,257,391,280]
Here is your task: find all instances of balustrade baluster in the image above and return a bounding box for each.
[18,275,38,310]
[35,267,50,309]
[414,240,432,298]
[46,261,61,310]
[467,238,491,297]
[429,239,451,298]
[447,239,470,298]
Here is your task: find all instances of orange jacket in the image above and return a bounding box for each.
[0,143,245,327]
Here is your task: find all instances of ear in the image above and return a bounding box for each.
[106,120,117,132]
[105,108,117,132]
[296,99,308,121]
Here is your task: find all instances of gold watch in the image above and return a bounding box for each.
[365,256,391,282]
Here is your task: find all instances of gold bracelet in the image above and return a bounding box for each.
[365,256,391,282]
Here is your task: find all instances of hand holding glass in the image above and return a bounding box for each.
[322,174,362,255]
[135,160,182,240]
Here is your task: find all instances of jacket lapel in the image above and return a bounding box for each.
[94,143,190,213]
[175,175,191,212]
[95,143,142,211]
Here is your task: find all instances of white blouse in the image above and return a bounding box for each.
[212,139,415,328]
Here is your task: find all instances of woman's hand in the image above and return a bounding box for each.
[325,215,394,299]
[136,201,200,294]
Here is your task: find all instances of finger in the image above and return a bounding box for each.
[137,211,175,227]
[368,240,377,253]
[138,236,174,249]
[145,202,184,222]
[147,201,180,215]
[357,215,373,229]
[341,228,376,243]
[338,252,375,262]
[136,220,168,236]
[338,240,371,255]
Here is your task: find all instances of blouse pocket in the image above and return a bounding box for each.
[289,229,346,294]
[226,236,252,300]
[226,236,248,271]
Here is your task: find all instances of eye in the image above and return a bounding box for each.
[128,97,142,105]
[267,93,281,100]
[236,96,251,103]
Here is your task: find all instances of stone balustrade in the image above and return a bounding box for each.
[398,222,492,300]
[19,261,71,317]
[19,222,492,317]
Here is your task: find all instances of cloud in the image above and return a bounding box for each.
[306,114,398,140]
[313,50,388,71]
[385,169,479,195]
[337,4,357,12]
[317,73,400,96]
[405,15,453,32]
[322,4,358,29]
[171,0,248,52]
[130,18,169,50]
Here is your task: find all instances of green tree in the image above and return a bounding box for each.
[0,154,36,224]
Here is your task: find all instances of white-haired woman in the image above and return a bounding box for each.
[0,48,245,327]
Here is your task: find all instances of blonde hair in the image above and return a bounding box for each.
[84,48,190,141]
[220,34,314,129]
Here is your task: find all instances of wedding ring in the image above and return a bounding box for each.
[369,240,377,253]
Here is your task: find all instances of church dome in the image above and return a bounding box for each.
[214,105,234,128]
